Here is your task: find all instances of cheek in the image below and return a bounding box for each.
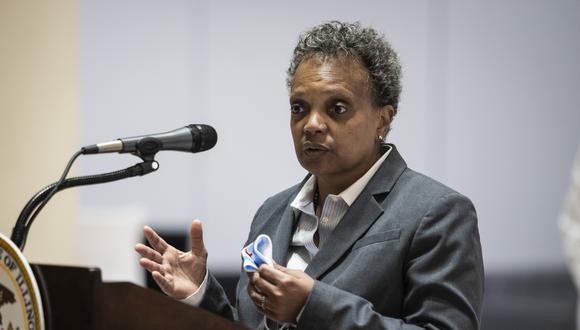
[358,114,381,141]
[335,128,376,160]
[290,122,301,139]
[340,122,376,147]
[330,130,362,160]
[290,122,303,149]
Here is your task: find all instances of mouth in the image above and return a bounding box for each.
[302,142,329,157]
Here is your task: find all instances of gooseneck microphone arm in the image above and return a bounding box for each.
[10,152,159,250]
[10,124,217,251]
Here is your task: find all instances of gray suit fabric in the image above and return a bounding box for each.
[200,144,484,330]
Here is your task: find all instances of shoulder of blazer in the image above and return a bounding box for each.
[397,167,471,203]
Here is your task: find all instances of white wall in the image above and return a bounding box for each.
[79,0,580,274]
[80,0,210,228]
[443,1,580,271]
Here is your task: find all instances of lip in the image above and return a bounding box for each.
[302,142,329,152]
[302,142,330,157]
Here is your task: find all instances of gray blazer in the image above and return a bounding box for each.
[201,145,484,330]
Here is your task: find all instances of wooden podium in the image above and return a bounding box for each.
[32,264,248,330]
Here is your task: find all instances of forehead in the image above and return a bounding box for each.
[290,55,372,100]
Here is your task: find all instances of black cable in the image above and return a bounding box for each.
[17,149,83,249]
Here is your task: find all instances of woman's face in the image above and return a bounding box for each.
[290,56,392,188]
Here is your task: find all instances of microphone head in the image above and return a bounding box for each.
[188,124,218,152]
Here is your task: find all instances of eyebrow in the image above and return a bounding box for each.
[290,85,356,100]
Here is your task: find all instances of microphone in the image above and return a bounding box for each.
[81,124,217,155]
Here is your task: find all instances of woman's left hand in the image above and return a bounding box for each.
[247,263,315,323]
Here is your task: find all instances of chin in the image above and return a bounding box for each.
[298,158,324,175]
[300,162,335,178]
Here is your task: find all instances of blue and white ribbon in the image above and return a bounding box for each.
[241,234,273,272]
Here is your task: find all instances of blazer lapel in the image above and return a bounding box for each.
[305,144,407,279]
[270,174,312,265]
[272,205,296,265]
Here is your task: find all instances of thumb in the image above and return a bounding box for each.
[190,219,206,256]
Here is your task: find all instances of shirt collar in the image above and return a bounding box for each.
[340,145,392,206]
[290,175,317,215]
[290,145,392,211]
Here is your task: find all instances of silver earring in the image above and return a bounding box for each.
[378,135,383,141]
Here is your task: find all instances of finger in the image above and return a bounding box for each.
[139,258,164,275]
[189,220,206,256]
[246,273,265,294]
[247,273,262,293]
[273,264,303,278]
[247,283,270,312]
[258,264,288,285]
[252,273,278,296]
[152,271,173,293]
[247,281,261,302]
[135,243,164,264]
[143,226,169,253]
[246,272,259,285]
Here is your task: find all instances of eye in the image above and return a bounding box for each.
[332,104,348,115]
[290,103,304,114]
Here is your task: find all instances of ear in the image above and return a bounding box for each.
[376,105,395,138]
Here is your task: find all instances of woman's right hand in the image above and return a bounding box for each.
[135,219,208,299]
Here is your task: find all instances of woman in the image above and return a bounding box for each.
[136,21,484,330]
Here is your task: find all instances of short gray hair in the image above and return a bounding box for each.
[287,21,402,113]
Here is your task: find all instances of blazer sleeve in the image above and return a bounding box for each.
[198,201,269,323]
[296,192,484,330]
[199,271,238,321]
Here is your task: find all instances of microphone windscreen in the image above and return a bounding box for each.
[188,124,218,153]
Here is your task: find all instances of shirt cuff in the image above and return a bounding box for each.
[180,268,209,307]
[296,304,306,322]
[263,304,303,329]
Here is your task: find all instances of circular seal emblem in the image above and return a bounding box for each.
[0,232,44,330]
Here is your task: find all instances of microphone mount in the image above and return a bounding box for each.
[134,137,164,160]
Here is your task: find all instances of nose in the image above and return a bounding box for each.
[303,112,327,136]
